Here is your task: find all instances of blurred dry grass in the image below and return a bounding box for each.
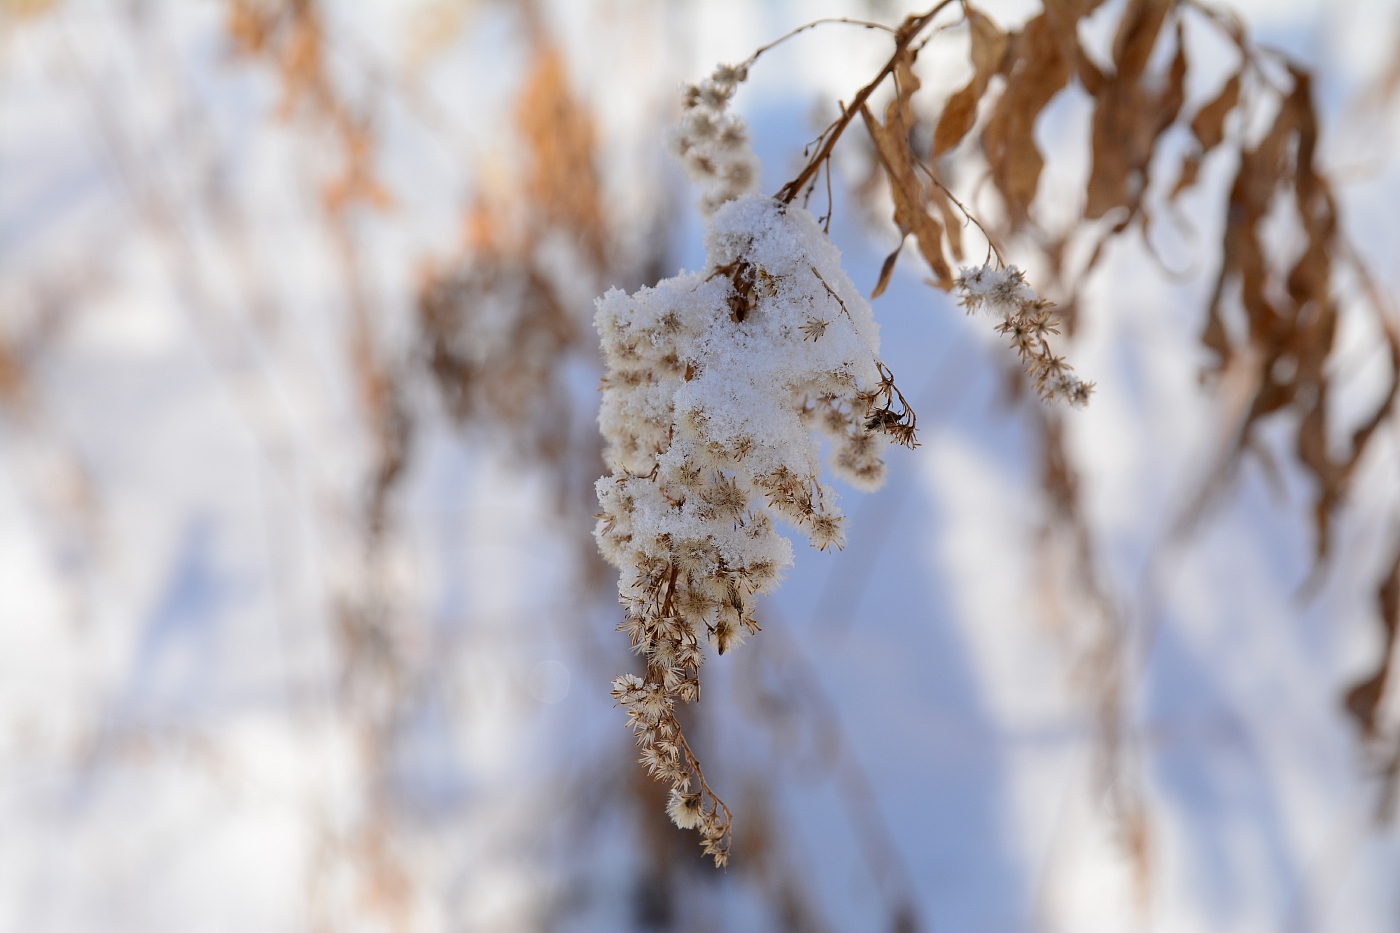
[2,1,1400,931]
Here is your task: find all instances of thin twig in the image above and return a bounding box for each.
[912,157,1004,265]
[742,16,897,70]
[774,1,961,205]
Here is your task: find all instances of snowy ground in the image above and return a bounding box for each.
[2,1,1400,931]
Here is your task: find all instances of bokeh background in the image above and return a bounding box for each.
[4,1,1400,931]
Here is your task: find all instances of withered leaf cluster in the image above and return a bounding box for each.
[227,0,393,215]
[861,1,1398,561]
[779,5,1089,403]
[765,0,1400,863]
[803,2,1395,620]
[417,35,612,465]
[1200,65,1399,562]
[1346,547,1400,822]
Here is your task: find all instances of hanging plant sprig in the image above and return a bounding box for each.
[594,2,1093,868]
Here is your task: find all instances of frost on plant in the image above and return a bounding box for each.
[594,195,915,864]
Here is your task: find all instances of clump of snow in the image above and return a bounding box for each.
[595,194,892,632]
[594,194,900,856]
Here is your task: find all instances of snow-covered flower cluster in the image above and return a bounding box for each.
[669,64,760,216]
[956,264,1094,406]
[594,194,915,863]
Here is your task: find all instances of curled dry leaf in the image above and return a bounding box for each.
[1345,546,1400,742]
[1172,70,1241,198]
[1201,66,1400,564]
[982,6,1088,226]
[1084,4,1186,220]
[932,5,1007,157]
[860,47,955,294]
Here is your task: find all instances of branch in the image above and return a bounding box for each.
[774,1,961,205]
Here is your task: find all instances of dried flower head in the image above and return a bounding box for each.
[956,264,1094,407]
[595,194,912,862]
[666,789,704,830]
[671,64,760,216]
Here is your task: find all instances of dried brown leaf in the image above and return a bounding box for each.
[982,10,1082,225]
[1112,0,1173,81]
[860,64,955,289]
[516,42,607,263]
[1085,10,1185,219]
[1192,71,1241,152]
[1201,65,1400,565]
[871,241,904,299]
[1171,70,1241,199]
[933,6,1007,156]
[1346,545,1400,739]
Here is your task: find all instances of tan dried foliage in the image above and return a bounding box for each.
[227,0,393,215]
[224,3,415,924]
[757,0,1400,884]
[1083,2,1185,220]
[515,41,608,264]
[860,53,954,291]
[982,2,1117,226]
[1346,548,1400,742]
[1200,66,1399,570]
[418,31,610,464]
[779,4,1084,404]
[1172,69,1239,196]
[1344,538,1400,822]
[843,0,1400,751]
[933,7,1006,157]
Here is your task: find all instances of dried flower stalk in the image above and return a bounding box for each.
[957,265,1093,405]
